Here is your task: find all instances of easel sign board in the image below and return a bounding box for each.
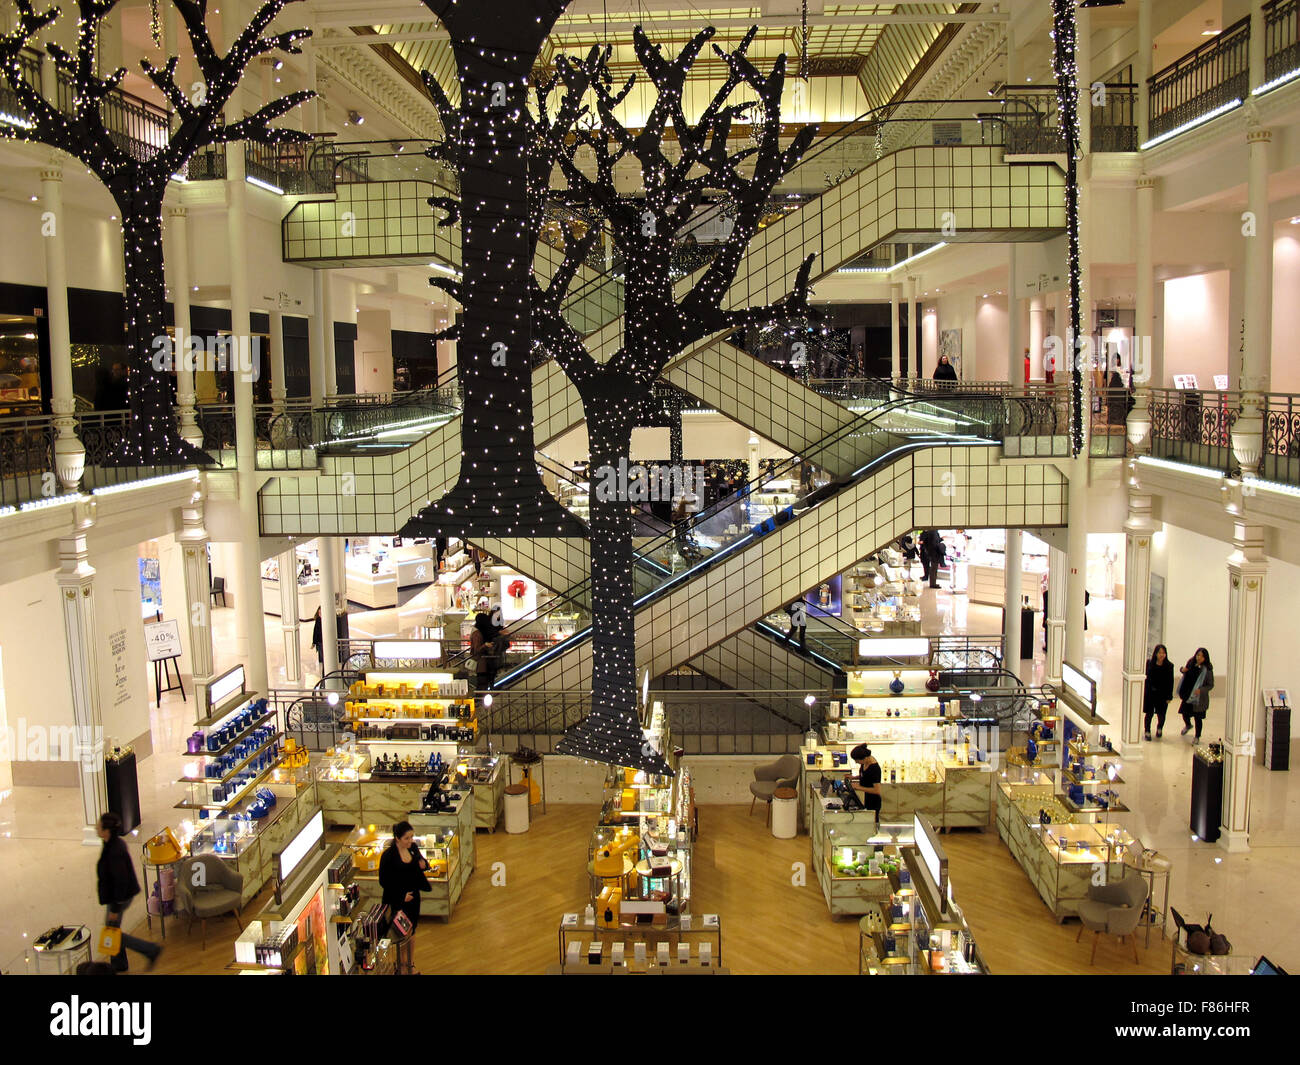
[144,620,183,662]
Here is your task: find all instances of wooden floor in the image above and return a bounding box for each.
[135,805,1167,976]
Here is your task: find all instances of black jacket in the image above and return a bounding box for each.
[1144,658,1174,703]
[379,842,433,923]
[919,529,945,561]
[934,362,958,382]
[97,835,140,907]
[1178,661,1214,712]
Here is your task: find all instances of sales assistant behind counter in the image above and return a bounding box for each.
[850,744,882,817]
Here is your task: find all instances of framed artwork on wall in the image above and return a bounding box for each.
[939,328,961,375]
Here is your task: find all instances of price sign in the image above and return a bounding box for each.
[143,619,182,662]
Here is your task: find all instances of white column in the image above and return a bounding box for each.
[889,283,901,382]
[322,274,338,398]
[1121,486,1155,756]
[1136,0,1152,147]
[1250,0,1267,90]
[905,274,917,381]
[278,546,302,685]
[318,538,341,679]
[1065,469,1089,666]
[1221,522,1267,852]
[1030,294,1045,381]
[1008,244,1022,385]
[269,307,287,412]
[1046,544,1067,688]
[310,271,327,409]
[168,205,202,449]
[1233,121,1272,476]
[178,484,215,700]
[1078,9,1093,156]
[1003,529,1024,674]
[56,515,108,845]
[226,132,270,692]
[1134,177,1156,386]
[41,158,85,491]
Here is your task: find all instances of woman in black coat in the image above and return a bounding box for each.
[1177,647,1215,741]
[378,820,432,975]
[96,812,161,972]
[1143,644,1175,740]
[933,354,958,384]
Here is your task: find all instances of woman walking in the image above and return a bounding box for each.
[378,820,432,975]
[96,812,161,972]
[1143,644,1175,740]
[1177,647,1215,741]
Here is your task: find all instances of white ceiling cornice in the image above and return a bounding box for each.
[314,30,441,139]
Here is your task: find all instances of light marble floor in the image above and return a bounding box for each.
[2,584,1297,971]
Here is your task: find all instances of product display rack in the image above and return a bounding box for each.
[809,804,911,916]
[995,773,1137,921]
[555,912,723,973]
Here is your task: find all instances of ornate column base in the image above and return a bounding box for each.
[1218,827,1251,854]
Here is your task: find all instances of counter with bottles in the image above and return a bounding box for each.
[344,820,468,920]
[181,766,319,907]
[460,752,506,831]
[259,557,322,618]
[995,773,1137,920]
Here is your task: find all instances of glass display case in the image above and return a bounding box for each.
[346,824,467,919]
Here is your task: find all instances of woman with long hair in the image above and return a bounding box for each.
[1177,647,1215,741]
[1143,644,1175,740]
[378,820,431,975]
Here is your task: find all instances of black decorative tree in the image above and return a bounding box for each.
[0,0,314,466]
[1051,0,1085,454]
[398,0,584,539]
[532,28,817,772]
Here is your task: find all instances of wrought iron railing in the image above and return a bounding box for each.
[1147,387,1240,475]
[1262,392,1300,484]
[1092,85,1138,152]
[1001,87,1066,154]
[1148,17,1250,141]
[1265,0,1300,85]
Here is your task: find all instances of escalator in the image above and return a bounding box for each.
[448,390,1069,693]
[260,114,1066,538]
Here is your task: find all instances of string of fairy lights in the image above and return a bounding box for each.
[1051,0,1085,456]
[0,0,314,466]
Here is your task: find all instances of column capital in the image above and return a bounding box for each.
[168,204,188,219]
[1136,175,1155,192]
[39,163,63,183]
[1228,521,1268,569]
[1246,124,1272,145]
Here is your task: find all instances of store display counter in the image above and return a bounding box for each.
[995,778,1135,921]
[345,562,399,608]
[809,802,912,916]
[346,818,469,921]
[966,564,1041,607]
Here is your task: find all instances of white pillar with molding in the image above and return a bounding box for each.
[1046,543,1067,688]
[889,283,901,382]
[905,274,917,381]
[278,546,302,685]
[56,513,108,844]
[1003,528,1024,673]
[41,157,85,491]
[179,483,215,702]
[226,130,270,692]
[168,205,203,449]
[1220,522,1266,852]
[1121,483,1155,757]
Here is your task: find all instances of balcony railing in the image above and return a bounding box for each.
[1148,387,1240,476]
[0,410,183,508]
[1148,17,1250,141]
[1092,85,1138,152]
[1265,0,1300,84]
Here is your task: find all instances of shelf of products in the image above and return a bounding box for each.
[809,806,912,916]
[259,554,322,619]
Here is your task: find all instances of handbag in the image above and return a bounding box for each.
[97,925,122,957]
[391,909,414,938]
[145,827,183,865]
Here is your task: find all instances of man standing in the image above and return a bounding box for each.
[784,598,808,653]
[919,529,947,589]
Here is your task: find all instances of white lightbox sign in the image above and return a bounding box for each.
[207,665,245,710]
[1062,661,1095,712]
[858,637,930,658]
[913,812,948,902]
[278,809,324,885]
[373,640,442,661]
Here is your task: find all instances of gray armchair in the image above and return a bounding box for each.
[748,755,802,825]
[175,854,244,950]
[1075,873,1148,964]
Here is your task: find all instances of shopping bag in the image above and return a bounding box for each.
[97,925,122,957]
